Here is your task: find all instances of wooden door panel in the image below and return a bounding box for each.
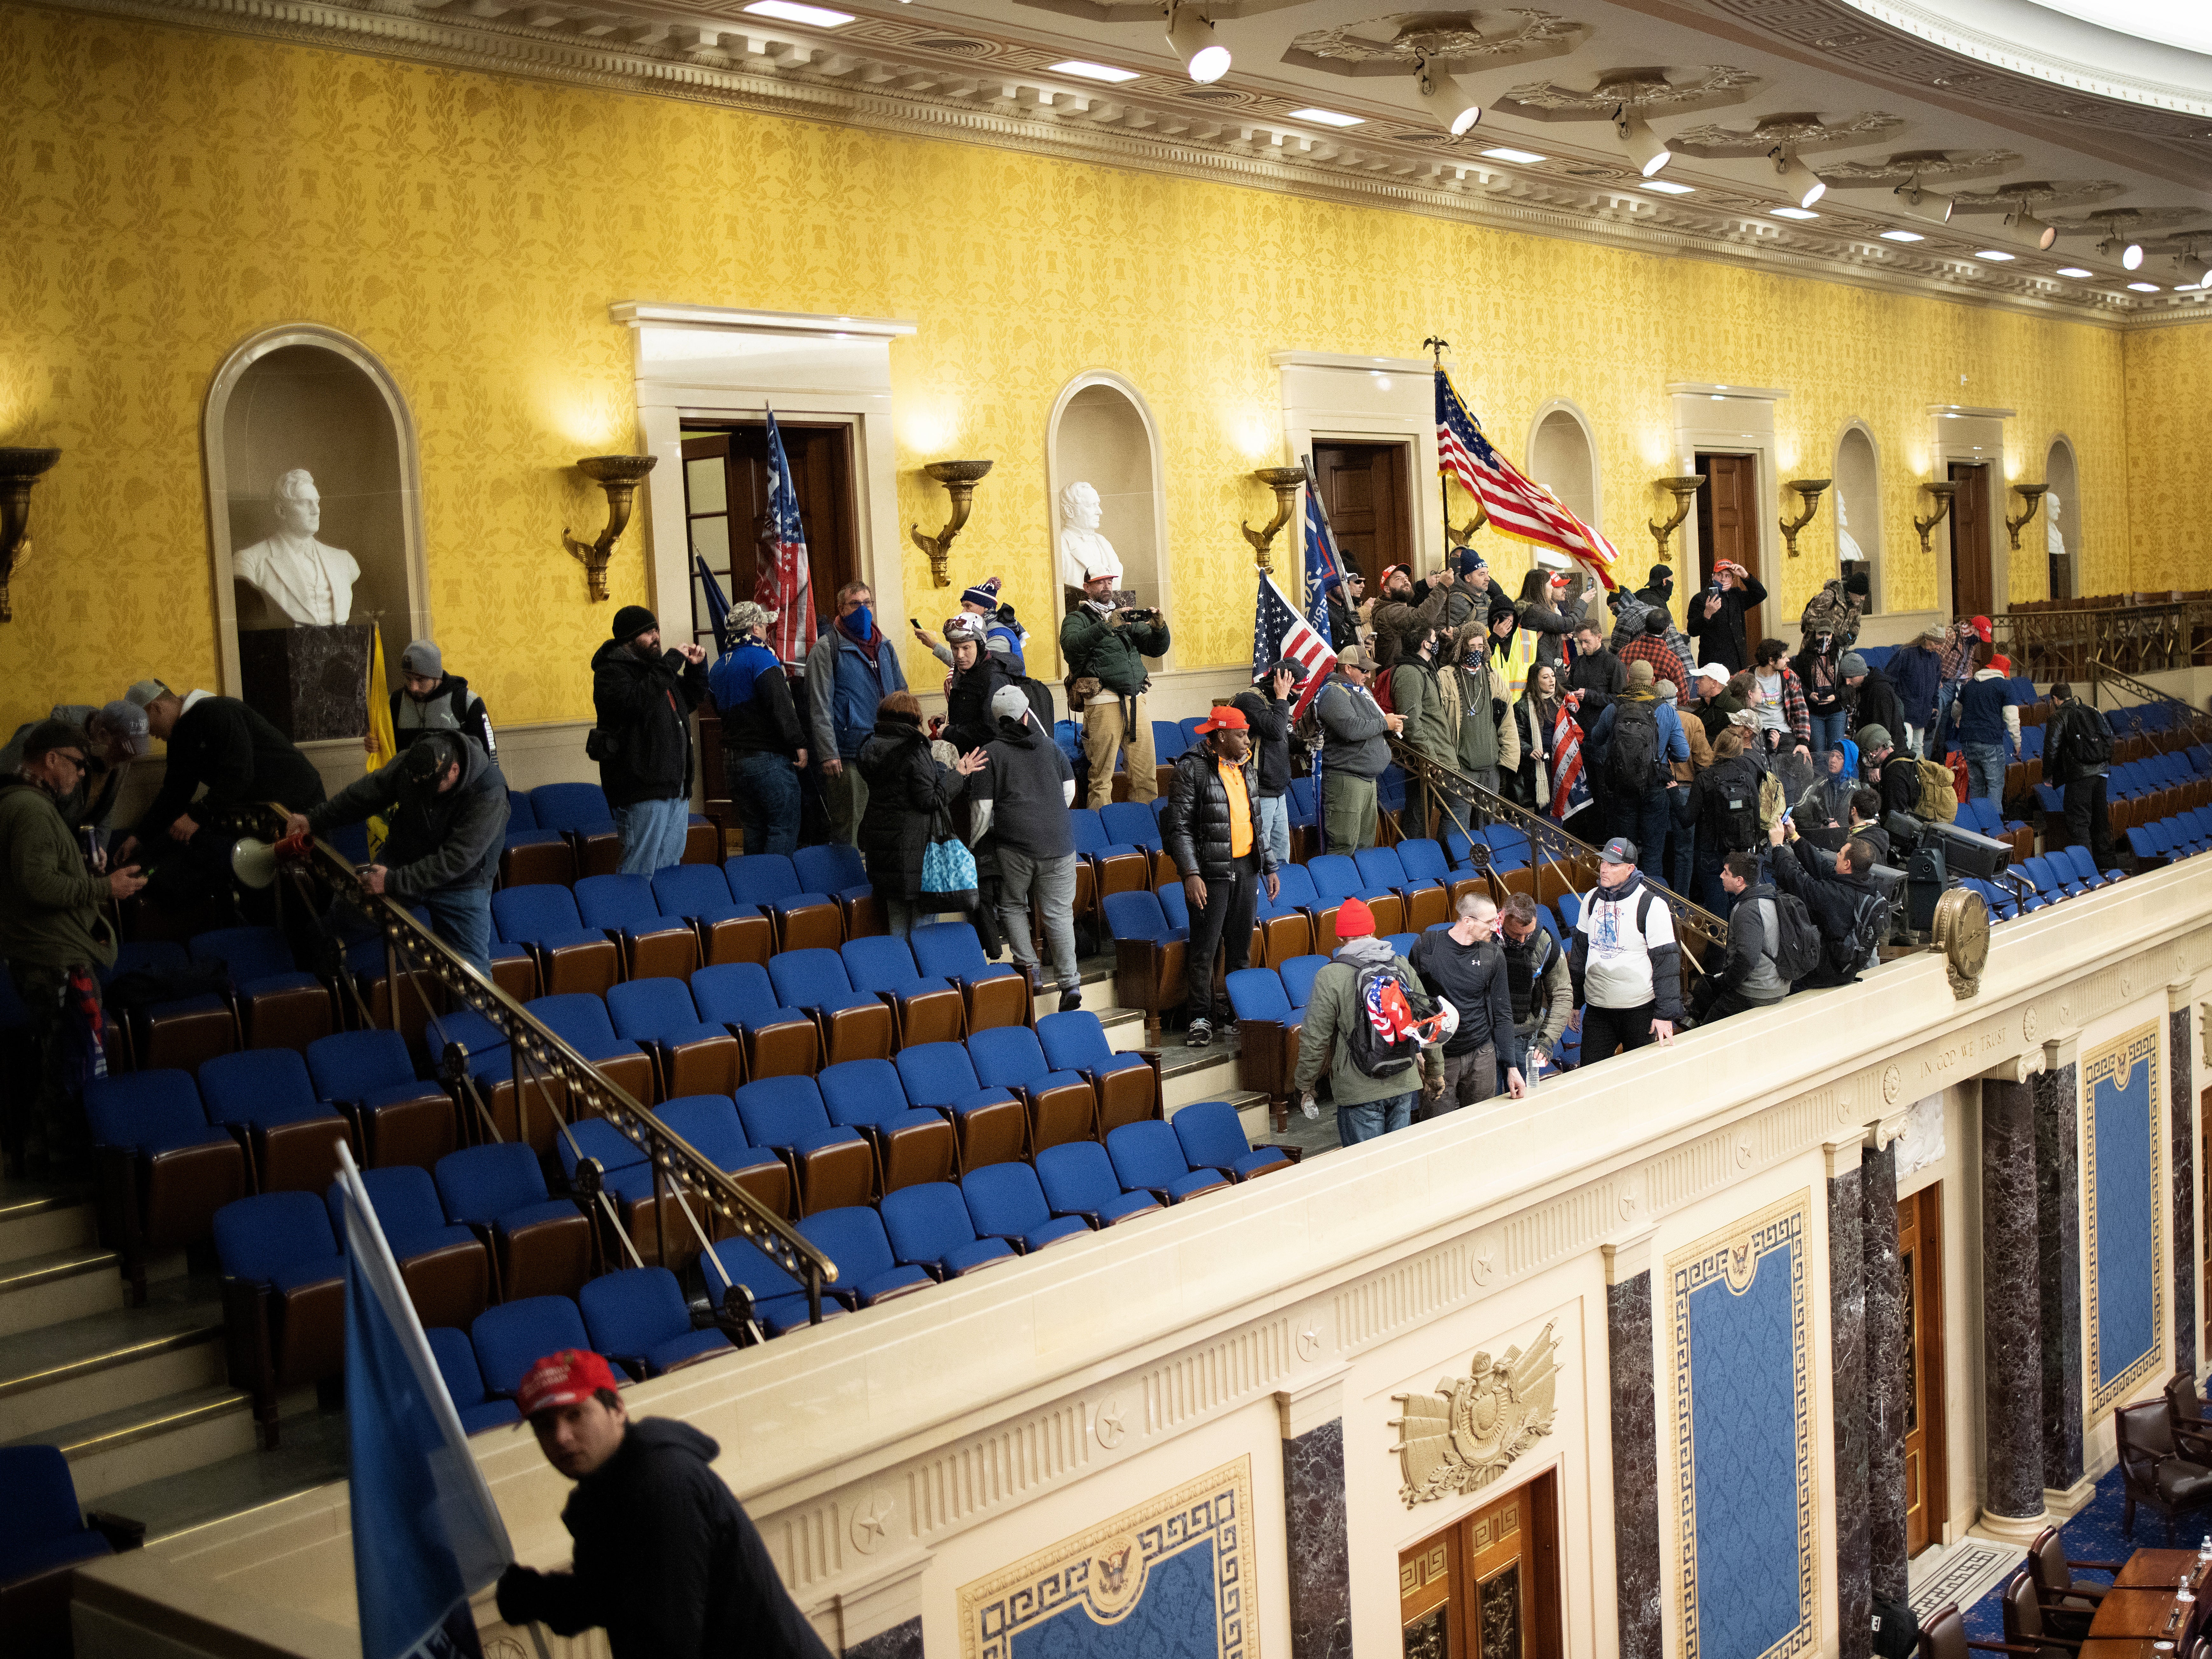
[1317,442,1413,591]
[1897,1184,1946,1558]
[1949,463,1993,620]
[1397,1472,1560,1659]
[1695,454,1763,648]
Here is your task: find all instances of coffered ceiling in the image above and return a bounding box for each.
[39,0,2212,323]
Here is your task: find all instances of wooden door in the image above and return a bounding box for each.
[1316,442,1414,590]
[1694,454,1763,648]
[2201,1087,2212,1359]
[1397,1471,1561,1658]
[1949,462,1994,620]
[1898,1184,1948,1558]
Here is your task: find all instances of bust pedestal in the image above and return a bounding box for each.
[239,624,372,741]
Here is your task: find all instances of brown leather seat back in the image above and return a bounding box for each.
[1915,1603,1967,1659]
[2027,1526,2069,1596]
[2001,1571,2045,1643]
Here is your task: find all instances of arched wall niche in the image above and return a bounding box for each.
[203,324,429,711]
[1833,422,1883,611]
[1525,401,1602,538]
[1045,371,1172,673]
[2045,435,2080,602]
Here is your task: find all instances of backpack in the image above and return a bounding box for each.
[1716,776,1761,854]
[1870,1592,1920,1659]
[1019,676,1056,732]
[1799,581,1859,646]
[1832,887,1891,978]
[1912,755,1958,823]
[1345,960,1446,1079]
[1765,892,1823,985]
[1604,699,1662,794]
[2068,704,2112,769]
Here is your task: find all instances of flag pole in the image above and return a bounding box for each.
[1424,337,1452,571]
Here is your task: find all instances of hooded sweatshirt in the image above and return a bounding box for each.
[307,735,511,897]
[971,714,1076,857]
[1794,737,1861,827]
[0,774,117,969]
[1290,934,1445,1108]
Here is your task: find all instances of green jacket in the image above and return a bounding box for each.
[1060,605,1170,698]
[1291,939,1445,1108]
[0,778,117,970]
[1390,657,1455,768]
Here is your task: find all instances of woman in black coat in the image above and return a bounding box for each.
[855,691,986,937]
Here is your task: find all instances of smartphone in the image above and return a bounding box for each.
[909,616,921,629]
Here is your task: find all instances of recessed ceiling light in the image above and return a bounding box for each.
[2055,266,2092,278]
[1642,179,1695,195]
[1770,206,1819,220]
[1288,107,1364,127]
[1047,59,1140,83]
[1479,146,1546,164]
[2128,281,2162,292]
[1880,229,1924,243]
[740,0,853,25]
[1974,249,2016,261]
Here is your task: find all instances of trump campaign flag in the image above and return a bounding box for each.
[1252,573,1337,723]
[1299,454,1350,647]
[1436,370,1621,591]
[337,1142,512,1659]
[757,408,817,668]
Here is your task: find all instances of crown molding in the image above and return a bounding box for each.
[609,302,918,339]
[23,0,2212,334]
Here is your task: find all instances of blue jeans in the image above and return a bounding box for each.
[614,795,690,876]
[1609,787,1672,882]
[1934,683,1963,754]
[422,885,494,978]
[730,751,801,859]
[1255,794,1291,870]
[1337,1091,1417,1146]
[1964,742,2005,803]
[1809,709,1847,753]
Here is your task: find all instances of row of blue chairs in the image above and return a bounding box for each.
[2128,810,2212,866]
[500,781,714,885]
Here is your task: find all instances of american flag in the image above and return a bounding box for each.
[756,408,816,668]
[1436,371,1619,591]
[1550,701,1592,821]
[1300,454,1349,646]
[1252,573,1336,723]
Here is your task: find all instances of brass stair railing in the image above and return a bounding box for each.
[2086,659,2212,743]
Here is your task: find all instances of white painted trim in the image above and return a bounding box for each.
[1044,370,1176,677]
[1670,390,1784,614]
[610,303,915,341]
[1269,351,1438,375]
[1927,408,2012,618]
[1832,419,1885,612]
[1665,383,1790,402]
[1275,357,1442,577]
[1524,398,1607,545]
[1927,404,2020,421]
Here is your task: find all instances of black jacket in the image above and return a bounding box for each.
[2046,700,2111,786]
[390,674,494,756]
[307,736,510,897]
[1163,747,1277,883]
[855,714,968,900]
[973,716,1075,858]
[1686,576,1768,675]
[1231,687,1294,798]
[1408,928,1520,1067]
[592,639,709,808]
[1769,838,1882,984]
[495,1419,831,1659]
[132,695,325,843]
[1848,666,1904,748]
[943,655,1019,756]
[1690,753,1765,860]
[1876,753,1922,818]
[1564,647,1624,722]
[710,642,807,760]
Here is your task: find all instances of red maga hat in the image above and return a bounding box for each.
[516,1349,620,1417]
[1193,707,1249,735]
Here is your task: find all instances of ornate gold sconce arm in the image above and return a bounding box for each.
[1447,491,1489,552]
[1778,477,1831,560]
[1913,481,1959,554]
[1648,475,1704,561]
[910,459,993,589]
[2005,482,2048,552]
[562,454,659,603]
[0,448,61,623]
[1240,466,1309,573]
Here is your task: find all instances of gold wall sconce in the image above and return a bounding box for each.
[1778,478,1831,559]
[1648,475,1704,561]
[910,460,993,588]
[0,447,61,623]
[563,454,659,602]
[1447,489,1489,551]
[2005,482,2048,551]
[1240,466,1309,571]
[1913,481,1959,553]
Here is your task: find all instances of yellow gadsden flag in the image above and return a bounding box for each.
[365,625,398,860]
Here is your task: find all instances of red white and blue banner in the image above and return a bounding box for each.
[1550,701,1592,821]
[758,408,817,668]
[1299,453,1351,648]
[1436,371,1620,590]
[1252,573,1337,724]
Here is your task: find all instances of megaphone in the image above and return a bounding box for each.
[230,838,279,890]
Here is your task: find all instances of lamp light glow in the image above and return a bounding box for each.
[1612,107,1671,178]
[1048,59,1141,82]
[1164,5,1229,83]
[1479,146,1545,164]
[1414,58,1481,136]
[1880,229,1924,242]
[1770,147,1825,209]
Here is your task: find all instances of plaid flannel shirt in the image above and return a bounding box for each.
[1617,634,1689,705]
[1774,664,1811,745]
[1937,632,1979,683]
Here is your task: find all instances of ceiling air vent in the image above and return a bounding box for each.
[1180,86,1247,103]
[914,37,994,54]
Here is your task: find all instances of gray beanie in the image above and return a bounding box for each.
[400,640,444,679]
[1840,652,1867,678]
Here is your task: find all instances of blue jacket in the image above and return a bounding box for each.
[1888,643,1945,732]
[804,618,909,761]
[1952,674,2015,750]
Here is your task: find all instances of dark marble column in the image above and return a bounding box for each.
[1829,1139,1871,1659]
[2174,1005,2198,1379]
[2035,1056,2086,1494]
[1983,1078,2048,1524]
[1606,1237,1662,1659]
[845,1619,922,1659]
[1282,1413,1350,1658]
[1863,1134,1909,1606]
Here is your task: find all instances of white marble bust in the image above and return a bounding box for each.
[234,469,360,627]
[2046,490,2066,561]
[1057,481,1124,591]
[1835,491,1864,566]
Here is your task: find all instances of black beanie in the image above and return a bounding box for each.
[611,605,658,642]
[1843,572,1870,597]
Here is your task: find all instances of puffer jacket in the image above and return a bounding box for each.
[855,714,968,900]
[307,736,511,897]
[1059,604,1169,697]
[1163,747,1278,883]
[591,638,708,807]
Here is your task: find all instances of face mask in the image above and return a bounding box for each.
[846,606,875,637]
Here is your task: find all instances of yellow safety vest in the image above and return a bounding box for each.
[1502,626,1542,701]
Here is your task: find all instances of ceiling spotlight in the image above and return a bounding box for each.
[2175,250,2211,288]
[1769,147,1825,209]
[1412,57,1481,136]
[1164,3,1229,83]
[2098,235,2145,269]
[1895,178,1954,225]
[2005,203,2057,251]
[1612,105,1672,178]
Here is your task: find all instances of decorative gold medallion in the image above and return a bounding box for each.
[1389,1322,1561,1507]
[1932,885,1990,1000]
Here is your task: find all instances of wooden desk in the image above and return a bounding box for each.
[2080,1641,2168,1658]
[2091,1588,2192,1638]
[2118,1552,2201,1589]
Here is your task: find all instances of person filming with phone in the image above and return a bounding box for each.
[1687,559,1768,677]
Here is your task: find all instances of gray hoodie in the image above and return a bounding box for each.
[1315,673,1392,780]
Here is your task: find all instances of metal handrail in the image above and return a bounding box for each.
[1382,737,1728,957]
[1990,600,2207,683]
[275,812,836,1319]
[2086,659,2212,734]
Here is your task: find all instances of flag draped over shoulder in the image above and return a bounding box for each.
[1252,574,1337,723]
[338,1143,512,1659]
[1436,370,1620,591]
[365,626,398,861]
[758,408,816,668]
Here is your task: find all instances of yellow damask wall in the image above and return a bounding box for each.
[2123,324,2212,593]
[0,3,2171,740]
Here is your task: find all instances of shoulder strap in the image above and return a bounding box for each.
[1634,889,1655,935]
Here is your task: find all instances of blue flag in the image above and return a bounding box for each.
[695,553,734,656]
[1299,454,1349,648]
[339,1144,512,1659]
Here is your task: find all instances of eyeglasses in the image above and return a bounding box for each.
[51,752,87,774]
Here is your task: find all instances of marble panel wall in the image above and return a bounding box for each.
[1829,1153,1871,1659]
[1283,1420,1351,1659]
[844,1619,923,1659]
[2035,1060,2087,1492]
[2175,1007,2197,1379]
[1862,1139,1909,1605]
[1609,1270,1662,1659]
[1982,1079,2047,1521]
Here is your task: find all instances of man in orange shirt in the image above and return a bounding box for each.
[1162,706,1282,1048]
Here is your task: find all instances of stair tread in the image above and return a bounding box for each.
[0,1178,92,1224]
[0,1242,120,1295]
[0,1274,225,1396]
[2,1381,251,1458]
[91,1405,353,1543]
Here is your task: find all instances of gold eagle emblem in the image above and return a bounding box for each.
[1388,1322,1561,1508]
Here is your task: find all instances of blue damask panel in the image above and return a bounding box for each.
[1012,1544,1219,1659]
[1670,1192,1814,1659]
[2086,1024,2165,1415]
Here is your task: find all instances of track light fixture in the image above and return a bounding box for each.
[1414,55,1481,137]
[1894,176,1954,225]
[2096,234,2146,271]
[1612,105,1671,178]
[2004,201,2057,251]
[1769,146,1825,209]
[1163,2,1229,83]
[2175,247,2210,289]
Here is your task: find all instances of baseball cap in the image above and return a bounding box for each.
[989,684,1031,724]
[1599,836,1639,864]
[516,1348,621,1417]
[1194,706,1249,735]
[1696,663,1730,684]
[96,699,151,758]
[1337,644,1369,670]
[1261,657,1308,684]
[1335,896,1376,938]
[1970,614,1992,642]
[124,679,169,709]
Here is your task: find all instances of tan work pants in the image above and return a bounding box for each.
[1082,695,1156,808]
